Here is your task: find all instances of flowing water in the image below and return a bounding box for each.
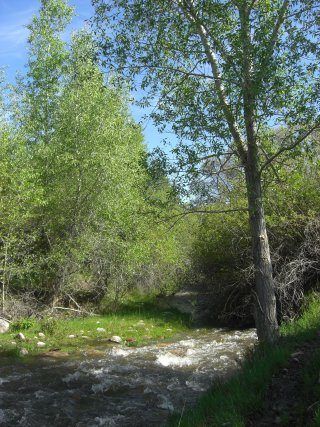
[0,328,256,427]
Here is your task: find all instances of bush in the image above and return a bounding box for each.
[39,317,58,335]
[11,318,35,331]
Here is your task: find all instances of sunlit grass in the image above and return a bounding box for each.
[0,294,191,362]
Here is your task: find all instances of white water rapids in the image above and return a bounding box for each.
[0,328,256,426]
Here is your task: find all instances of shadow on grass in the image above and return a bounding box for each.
[104,299,192,328]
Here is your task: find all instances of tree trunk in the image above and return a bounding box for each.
[245,162,279,342]
[238,2,279,342]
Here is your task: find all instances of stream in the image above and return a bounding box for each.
[0,328,257,427]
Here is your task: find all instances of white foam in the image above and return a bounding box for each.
[157,394,174,411]
[156,352,193,367]
[110,347,129,357]
[93,415,125,426]
[185,380,206,392]
[62,371,82,383]
[0,409,6,423]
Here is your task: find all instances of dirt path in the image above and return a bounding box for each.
[246,336,320,426]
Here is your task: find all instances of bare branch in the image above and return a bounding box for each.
[51,306,97,316]
[259,145,282,183]
[260,121,320,174]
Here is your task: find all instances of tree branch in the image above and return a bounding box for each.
[260,121,320,174]
[165,207,248,231]
[174,0,247,163]
[256,0,289,85]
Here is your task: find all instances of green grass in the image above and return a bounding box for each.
[168,293,320,427]
[0,294,191,362]
[301,348,320,426]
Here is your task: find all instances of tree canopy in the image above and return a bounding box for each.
[93,0,320,341]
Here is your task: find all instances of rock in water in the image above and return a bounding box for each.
[110,336,122,343]
[0,319,9,334]
[15,332,26,341]
[42,350,69,358]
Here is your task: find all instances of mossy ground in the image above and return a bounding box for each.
[0,294,191,362]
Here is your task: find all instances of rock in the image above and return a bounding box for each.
[135,321,145,327]
[0,319,9,334]
[109,335,122,343]
[37,341,46,348]
[157,342,172,348]
[38,332,45,338]
[11,341,17,346]
[81,335,90,339]
[19,348,29,356]
[67,334,76,339]
[291,351,303,358]
[15,332,26,341]
[42,350,69,358]
[96,327,106,333]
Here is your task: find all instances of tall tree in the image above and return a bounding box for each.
[23,0,74,145]
[93,0,320,341]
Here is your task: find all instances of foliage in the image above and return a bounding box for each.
[184,138,320,325]
[11,318,35,331]
[93,0,320,341]
[0,0,188,316]
[39,317,58,335]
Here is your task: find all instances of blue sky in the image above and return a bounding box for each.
[0,0,169,150]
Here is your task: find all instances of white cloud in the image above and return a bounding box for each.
[0,4,37,55]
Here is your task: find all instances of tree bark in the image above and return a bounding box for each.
[245,160,279,342]
[239,2,279,342]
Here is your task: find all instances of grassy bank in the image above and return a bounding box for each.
[168,293,320,427]
[0,295,190,361]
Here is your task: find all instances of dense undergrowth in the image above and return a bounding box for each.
[168,293,320,427]
[1,0,320,333]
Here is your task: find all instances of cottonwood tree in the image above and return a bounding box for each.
[93,0,320,341]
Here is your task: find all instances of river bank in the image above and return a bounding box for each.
[0,296,192,361]
[0,296,257,426]
[168,293,320,426]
